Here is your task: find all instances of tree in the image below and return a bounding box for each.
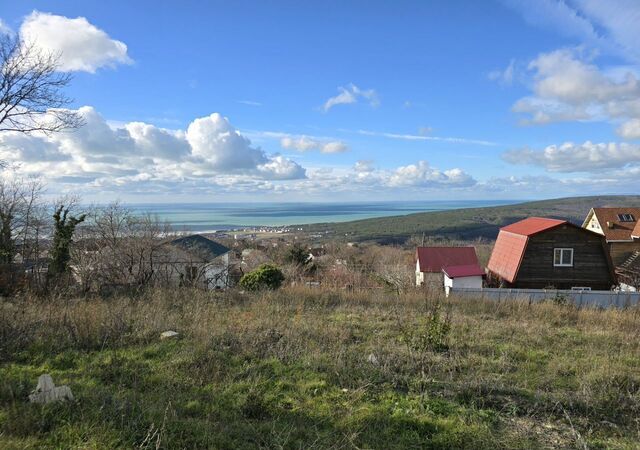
[0,34,82,135]
[239,264,285,291]
[285,243,311,266]
[48,205,86,280]
[0,177,44,264]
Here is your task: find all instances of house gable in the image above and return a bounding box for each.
[583,207,640,242]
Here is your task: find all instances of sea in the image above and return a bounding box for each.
[127,200,520,232]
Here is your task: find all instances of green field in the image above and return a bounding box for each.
[2,287,639,449]
[300,195,640,243]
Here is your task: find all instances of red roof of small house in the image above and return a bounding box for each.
[487,217,569,284]
[416,247,479,273]
[442,264,485,278]
[501,217,567,236]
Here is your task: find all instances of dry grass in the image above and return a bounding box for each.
[1,287,639,448]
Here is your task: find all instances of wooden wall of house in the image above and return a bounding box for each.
[608,241,640,266]
[514,226,614,290]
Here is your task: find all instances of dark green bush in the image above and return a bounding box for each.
[239,264,284,291]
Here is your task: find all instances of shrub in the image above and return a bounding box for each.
[239,264,284,291]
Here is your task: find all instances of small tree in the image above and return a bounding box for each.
[48,205,86,280]
[239,264,284,291]
[285,243,310,266]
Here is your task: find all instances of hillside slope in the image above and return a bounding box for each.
[300,196,640,243]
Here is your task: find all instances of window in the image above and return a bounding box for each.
[553,248,573,267]
[618,213,635,222]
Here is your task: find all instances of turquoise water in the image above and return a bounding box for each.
[126,200,520,231]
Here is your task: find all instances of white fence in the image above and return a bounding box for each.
[451,287,640,308]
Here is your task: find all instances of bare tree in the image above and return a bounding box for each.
[0,176,44,264]
[73,203,175,291]
[0,34,83,135]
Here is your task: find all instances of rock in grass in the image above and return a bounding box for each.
[28,374,74,404]
[160,330,179,340]
[367,353,379,365]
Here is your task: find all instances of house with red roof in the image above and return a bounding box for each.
[487,217,616,290]
[415,246,483,290]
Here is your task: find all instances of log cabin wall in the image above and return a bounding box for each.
[515,225,615,290]
[608,241,640,265]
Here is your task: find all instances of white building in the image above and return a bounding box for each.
[442,265,485,297]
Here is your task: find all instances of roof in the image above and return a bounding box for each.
[416,247,479,273]
[501,217,567,236]
[169,235,230,262]
[486,230,528,283]
[442,264,485,278]
[583,207,640,241]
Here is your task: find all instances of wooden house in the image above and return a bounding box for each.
[582,207,640,265]
[487,217,616,290]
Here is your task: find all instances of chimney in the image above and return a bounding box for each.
[607,221,614,229]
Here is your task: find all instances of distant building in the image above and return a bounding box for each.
[415,246,481,288]
[582,207,640,265]
[442,264,485,297]
[487,217,616,290]
[161,235,231,289]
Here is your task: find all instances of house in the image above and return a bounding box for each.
[582,207,640,265]
[415,246,481,287]
[487,217,616,290]
[442,264,485,297]
[161,235,231,289]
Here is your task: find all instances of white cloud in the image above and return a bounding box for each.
[508,48,640,131]
[388,161,476,188]
[0,108,306,187]
[0,19,13,36]
[503,141,640,172]
[354,160,374,173]
[501,0,639,61]
[322,83,379,112]
[19,11,132,72]
[488,59,516,85]
[237,100,262,106]
[356,129,497,146]
[280,135,348,153]
[187,113,268,171]
[617,118,640,139]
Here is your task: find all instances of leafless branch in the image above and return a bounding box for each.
[0,34,84,135]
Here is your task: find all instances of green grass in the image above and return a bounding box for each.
[299,195,640,243]
[1,287,639,448]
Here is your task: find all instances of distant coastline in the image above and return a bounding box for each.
[125,200,521,231]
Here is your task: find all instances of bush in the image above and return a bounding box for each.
[239,264,284,291]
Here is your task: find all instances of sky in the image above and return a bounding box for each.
[1,0,640,202]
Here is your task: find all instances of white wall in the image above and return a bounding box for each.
[444,274,483,297]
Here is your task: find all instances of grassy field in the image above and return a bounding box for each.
[300,195,640,243]
[1,287,639,449]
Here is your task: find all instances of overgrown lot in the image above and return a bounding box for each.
[1,288,639,449]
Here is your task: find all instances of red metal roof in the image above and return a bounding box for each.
[486,230,528,283]
[442,264,485,278]
[416,247,479,273]
[501,217,566,236]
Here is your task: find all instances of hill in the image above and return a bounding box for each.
[299,195,640,243]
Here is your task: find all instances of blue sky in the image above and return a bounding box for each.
[1,0,640,201]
